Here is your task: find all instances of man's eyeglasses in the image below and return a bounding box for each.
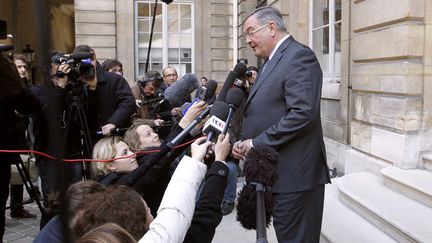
[164,73,177,78]
[243,23,268,41]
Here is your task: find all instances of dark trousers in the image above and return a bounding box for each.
[9,184,24,213]
[273,185,325,243]
[0,158,11,241]
[38,157,83,228]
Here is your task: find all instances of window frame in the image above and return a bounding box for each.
[134,0,195,78]
[308,0,341,83]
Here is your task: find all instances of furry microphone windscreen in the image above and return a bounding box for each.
[236,144,279,230]
[164,73,199,107]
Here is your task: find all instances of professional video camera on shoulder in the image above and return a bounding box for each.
[53,52,95,82]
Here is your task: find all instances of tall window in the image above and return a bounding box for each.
[309,0,341,82]
[135,1,194,77]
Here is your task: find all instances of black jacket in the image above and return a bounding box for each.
[0,55,41,160]
[90,64,135,132]
[99,125,194,215]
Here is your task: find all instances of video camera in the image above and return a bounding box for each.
[52,52,95,83]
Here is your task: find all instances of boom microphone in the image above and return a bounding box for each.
[164,73,199,107]
[222,87,245,135]
[217,62,247,102]
[202,101,229,142]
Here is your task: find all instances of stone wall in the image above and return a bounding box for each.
[348,0,427,169]
[74,0,116,61]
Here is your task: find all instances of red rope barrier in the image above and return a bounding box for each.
[0,137,199,163]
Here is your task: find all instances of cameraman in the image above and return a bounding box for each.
[31,51,84,226]
[71,45,135,139]
[131,71,165,126]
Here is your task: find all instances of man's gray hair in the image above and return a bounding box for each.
[243,6,287,32]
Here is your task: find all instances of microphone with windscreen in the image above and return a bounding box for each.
[222,87,245,135]
[164,73,199,108]
[202,101,229,142]
[217,62,247,102]
[236,144,279,242]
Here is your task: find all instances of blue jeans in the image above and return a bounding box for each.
[223,161,238,203]
[196,161,238,203]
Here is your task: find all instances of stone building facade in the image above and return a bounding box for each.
[2,0,431,240]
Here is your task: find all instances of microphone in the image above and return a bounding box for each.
[236,144,279,239]
[217,62,247,102]
[181,79,218,115]
[52,52,94,63]
[197,79,218,102]
[96,127,128,135]
[202,101,229,142]
[222,87,245,135]
[166,105,212,149]
[0,44,14,52]
[164,73,199,107]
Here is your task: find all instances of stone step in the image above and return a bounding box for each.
[337,172,432,243]
[422,153,432,172]
[382,167,432,208]
[321,181,396,243]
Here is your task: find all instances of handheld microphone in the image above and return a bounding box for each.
[181,79,218,115]
[164,73,199,107]
[222,87,245,135]
[96,127,128,135]
[217,62,247,102]
[202,101,229,142]
[166,105,212,149]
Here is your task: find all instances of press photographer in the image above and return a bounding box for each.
[68,45,135,139]
[131,70,165,127]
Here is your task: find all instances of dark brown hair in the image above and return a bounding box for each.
[73,185,148,240]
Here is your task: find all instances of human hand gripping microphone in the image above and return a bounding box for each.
[202,101,229,142]
[167,101,212,149]
[217,62,247,102]
[181,79,218,115]
[222,87,245,135]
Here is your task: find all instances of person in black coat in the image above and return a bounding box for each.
[0,53,41,241]
[92,101,207,215]
[71,45,136,141]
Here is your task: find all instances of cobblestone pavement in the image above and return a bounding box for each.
[3,196,41,243]
[2,177,276,243]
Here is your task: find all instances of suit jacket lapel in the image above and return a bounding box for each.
[246,36,294,106]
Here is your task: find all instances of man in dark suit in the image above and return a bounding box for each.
[232,6,330,243]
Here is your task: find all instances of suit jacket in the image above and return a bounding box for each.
[242,36,330,193]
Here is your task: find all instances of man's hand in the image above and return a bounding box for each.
[101,123,116,136]
[191,137,212,162]
[171,107,182,116]
[56,63,71,88]
[232,141,244,160]
[215,133,230,162]
[153,119,164,126]
[239,139,253,156]
[232,139,253,160]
